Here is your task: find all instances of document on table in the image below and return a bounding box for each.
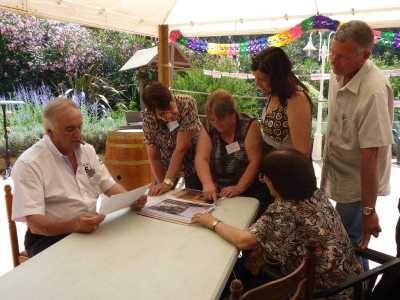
[138,198,215,224]
[98,184,149,215]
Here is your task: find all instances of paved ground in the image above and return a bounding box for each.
[313,161,399,258]
[1,162,399,277]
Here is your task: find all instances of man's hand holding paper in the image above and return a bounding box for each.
[73,212,105,233]
[98,185,149,215]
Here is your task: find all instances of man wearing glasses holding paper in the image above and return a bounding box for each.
[11,98,146,257]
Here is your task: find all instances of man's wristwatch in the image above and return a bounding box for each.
[163,177,174,187]
[362,206,376,216]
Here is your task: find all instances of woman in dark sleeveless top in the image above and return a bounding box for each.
[195,89,271,210]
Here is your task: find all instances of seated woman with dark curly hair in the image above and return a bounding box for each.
[192,149,361,299]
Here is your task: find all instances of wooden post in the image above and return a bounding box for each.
[138,78,145,111]
[158,24,170,87]
[229,279,243,300]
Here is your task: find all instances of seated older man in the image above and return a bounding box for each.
[12,98,146,257]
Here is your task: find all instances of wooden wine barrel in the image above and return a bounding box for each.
[104,129,152,190]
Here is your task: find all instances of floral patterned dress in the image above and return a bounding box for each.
[142,94,201,181]
[249,189,362,300]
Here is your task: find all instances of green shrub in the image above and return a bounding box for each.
[0,100,125,157]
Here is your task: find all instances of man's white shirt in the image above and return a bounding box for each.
[321,60,394,202]
[12,135,115,221]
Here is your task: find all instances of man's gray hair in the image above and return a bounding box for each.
[43,97,79,131]
[334,20,374,52]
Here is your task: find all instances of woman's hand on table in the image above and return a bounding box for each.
[130,195,147,211]
[148,182,172,196]
[220,185,243,198]
[191,212,215,229]
[203,183,218,202]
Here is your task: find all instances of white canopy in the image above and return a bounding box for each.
[1,0,400,36]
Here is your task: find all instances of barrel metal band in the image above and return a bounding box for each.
[107,143,146,149]
[106,159,149,166]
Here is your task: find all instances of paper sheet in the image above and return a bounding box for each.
[98,185,149,215]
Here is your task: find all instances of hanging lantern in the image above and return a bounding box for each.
[303,33,317,57]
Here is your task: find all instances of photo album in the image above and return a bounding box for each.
[138,189,216,224]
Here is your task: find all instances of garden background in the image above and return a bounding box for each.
[1,10,399,162]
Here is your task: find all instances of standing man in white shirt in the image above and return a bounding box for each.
[12,98,146,257]
[321,21,394,269]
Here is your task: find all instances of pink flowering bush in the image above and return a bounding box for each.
[0,10,100,93]
[38,21,101,74]
[0,9,152,107]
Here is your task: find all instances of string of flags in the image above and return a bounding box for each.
[170,15,400,56]
[203,69,400,80]
[203,69,254,79]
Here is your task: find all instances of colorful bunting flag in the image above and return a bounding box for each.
[170,15,399,56]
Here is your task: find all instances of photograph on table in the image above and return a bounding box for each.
[139,198,215,224]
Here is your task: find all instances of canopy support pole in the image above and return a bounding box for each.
[158,24,171,87]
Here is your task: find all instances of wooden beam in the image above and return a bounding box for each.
[158,24,170,87]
